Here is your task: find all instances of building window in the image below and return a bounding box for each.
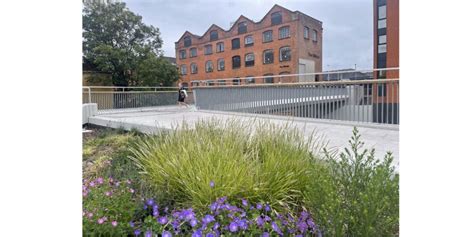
[184,36,191,47]
[190,48,197,57]
[271,12,282,25]
[216,42,224,52]
[210,30,218,41]
[232,78,240,85]
[378,84,387,97]
[379,35,387,44]
[264,74,274,84]
[191,81,199,87]
[245,76,255,84]
[263,49,274,64]
[245,53,255,67]
[263,30,273,43]
[179,50,187,59]
[312,30,318,42]
[279,46,291,62]
[180,65,187,75]
[378,19,386,29]
[279,26,290,39]
[191,63,198,74]
[218,80,226,86]
[232,55,241,69]
[217,58,225,71]
[377,53,387,68]
[204,44,212,55]
[207,80,215,86]
[378,44,387,53]
[205,60,213,72]
[232,38,240,49]
[378,5,386,19]
[244,35,254,46]
[238,22,247,34]
[304,26,309,39]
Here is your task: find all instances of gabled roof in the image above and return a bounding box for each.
[175,4,315,44]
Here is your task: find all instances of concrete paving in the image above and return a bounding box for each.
[88,105,399,168]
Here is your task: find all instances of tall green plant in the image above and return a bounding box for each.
[129,119,323,212]
[306,127,399,236]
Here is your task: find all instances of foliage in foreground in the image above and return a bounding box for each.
[130,119,324,212]
[306,127,399,236]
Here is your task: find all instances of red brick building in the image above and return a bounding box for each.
[373,0,399,123]
[175,4,323,87]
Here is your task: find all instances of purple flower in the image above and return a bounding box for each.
[206,233,215,237]
[264,204,271,212]
[111,221,118,227]
[202,215,215,224]
[213,222,220,230]
[97,218,105,224]
[97,177,104,184]
[158,216,168,225]
[210,181,215,188]
[271,222,283,235]
[192,230,202,237]
[129,221,135,227]
[209,202,218,212]
[264,215,272,222]
[300,211,309,220]
[295,235,303,237]
[162,231,172,237]
[134,229,141,236]
[89,181,95,187]
[297,221,308,233]
[145,230,152,237]
[307,218,316,228]
[256,203,263,210]
[153,210,159,217]
[146,199,155,206]
[228,222,239,232]
[190,218,198,227]
[238,219,248,230]
[242,199,248,207]
[256,216,264,227]
[262,232,270,237]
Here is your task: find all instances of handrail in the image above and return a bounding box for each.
[193,78,399,89]
[83,86,91,103]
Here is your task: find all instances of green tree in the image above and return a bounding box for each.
[83,1,178,86]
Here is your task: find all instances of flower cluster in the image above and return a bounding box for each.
[133,195,321,236]
[83,177,137,235]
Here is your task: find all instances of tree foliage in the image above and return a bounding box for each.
[83,1,178,86]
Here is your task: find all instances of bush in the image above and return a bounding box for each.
[82,177,140,236]
[130,119,323,212]
[305,127,399,236]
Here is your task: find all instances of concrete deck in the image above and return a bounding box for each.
[88,105,399,167]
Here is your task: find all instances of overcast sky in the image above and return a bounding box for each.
[123,0,373,71]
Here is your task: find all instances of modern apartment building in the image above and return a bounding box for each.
[374,0,399,123]
[175,4,323,87]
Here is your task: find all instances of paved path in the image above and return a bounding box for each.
[89,106,399,168]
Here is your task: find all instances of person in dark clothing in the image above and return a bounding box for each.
[177,82,189,108]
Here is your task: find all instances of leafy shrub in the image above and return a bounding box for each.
[133,195,321,236]
[305,127,399,236]
[82,177,140,236]
[130,119,323,212]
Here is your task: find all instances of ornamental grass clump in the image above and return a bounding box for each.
[130,119,324,212]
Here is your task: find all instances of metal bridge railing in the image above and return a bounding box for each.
[82,86,193,114]
[192,68,399,125]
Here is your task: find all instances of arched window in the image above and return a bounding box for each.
[244,35,254,46]
[245,76,255,84]
[264,73,274,84]
[217,58,225,71]
[238,22,247,34]
[271,12,282,25]
[210,30,218,41]
[279,26,290,39]
[232,38,240,49]
[191,63,198,74]
[232,77,240,85]
[279,46,291,62]
[180,65,187,75]
[205,60,213,72]
[183,36,191,47]
[232,56,241,68]
[263,49,274,64]
[245,53,255,67]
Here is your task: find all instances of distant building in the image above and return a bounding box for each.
[175,4,323,87]
[322,68,373,81]
[162,56,176,66]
